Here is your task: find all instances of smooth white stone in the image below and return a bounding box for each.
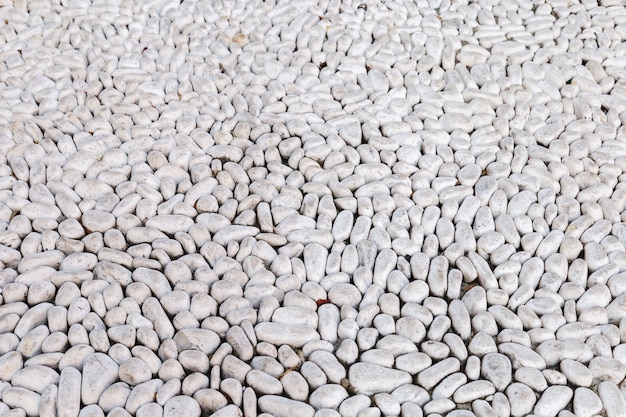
[481,353,512,390]
[499,342,546,369]
[145,215,194,235]
[57,367,81,417]
[246,369,282,395]
[257,395,315,417]
[560,359,593,387]
[81,353,119,405]
[417,358,461,391]
[2,387,41,417]
[163,396,201,417]
[533,386,573,417]
[119,357,152,386]
[309,384,349,409]
[173,328,220,355]
[573,387,603,417]
[588,356,626,384]
[348,363,412,395]
[506,383,536,417]
[255,322,320,347]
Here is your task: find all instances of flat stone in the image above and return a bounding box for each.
[309,384,349,409]
[349,362,412,395]
[11,365,59,394]
[573,387,603,417]
[145,215,194,235]
[506,382,536,417]
[499,342,546,369]
[481,353,512,390]
[453,380,495,403]
[589,356,626,384]
[417,358,461,391]
[255,322,320,347]
[245,370,282,395]
[212,226,259,246]
[533,385,573,417]
[598,381,626,417]
[257,395,315,417]
[57,367,82,417]
[81,210,116,233]
[560,359,593,387]
[82,353,119,405]
[0,351,24,381]
[2,387,41,416]
[163,396,201,417]
[173,329,221,355]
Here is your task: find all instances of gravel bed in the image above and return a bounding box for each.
[1,0,626,416]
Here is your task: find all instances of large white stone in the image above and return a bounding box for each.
[348,363,412,395]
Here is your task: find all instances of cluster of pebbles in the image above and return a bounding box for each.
[1,0,626,416]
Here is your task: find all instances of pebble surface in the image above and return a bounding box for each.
[1,0,626,416]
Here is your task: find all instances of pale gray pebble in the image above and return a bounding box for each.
[0,409,26,417]
[2,386,40,416]
[542,369,567,385]
[105,407,132,417]
[81,353,119,405]
[221,355,252,382]
[481,353,512,390]
[78,405,105,417]
[57,367,81,417]
[452,380,495,404]
[204,404,242,417]
[178,350,209,374]
[255,322,320,347]
[448,299,471,340]
[97,382,130,413]
[499,342,546,369]
[246,369,282,395]
[432,373,467,400]
[533,386,573,417]
[338,394,371,417]
[280,370,309,401]
[135,403,162,417]
[81,210,116,233]
[0,351,23,381]
[36,382,57,417]
[560,359,593,387]
[181,373,209,396]
[257,395,315,417]
[163,396,201,417]
[417,358,461,391]
[588,356,626,384]
[372,393,400,415]
[119,357,152,386]
[515,367,548,392]
[309,384,349,409]
[465,356,481,381]
[401,402,424,417]
[423,398,456,415]
[192,389,226,414]
[145,215,194,235]
[573,387,603,417]
[597,381,626,417]
[272,306,317,329]
[506,382,536,417]
[126,379,164,415]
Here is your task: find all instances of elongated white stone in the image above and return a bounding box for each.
[255,322,320,347]
[258,395,314,417]
[348,363,412,395]
[81,353,119,405]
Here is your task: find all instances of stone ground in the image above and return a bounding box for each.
[1,0,626,416]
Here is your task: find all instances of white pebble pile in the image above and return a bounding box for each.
[1,0,626,416]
